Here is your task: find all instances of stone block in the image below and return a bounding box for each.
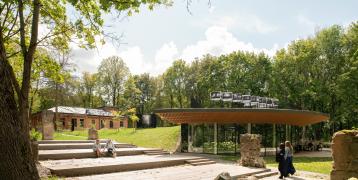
[239,134,265,168]
[42,110,54,140]
[331,130,358,179]
[88,128,98,140]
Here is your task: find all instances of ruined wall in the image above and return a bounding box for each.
[41,110,54,140]
[331,130,358,180]
[239,134,266,168]
[88,128,99,140]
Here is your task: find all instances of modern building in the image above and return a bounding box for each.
[31,106,128,131]
[155,108,329,154]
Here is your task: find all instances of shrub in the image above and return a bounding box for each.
[30,128,41,141]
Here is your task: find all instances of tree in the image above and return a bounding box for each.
[162,60,188,108]
[0,0,167,178]
[81,72,97,108]
[97,56,129,107]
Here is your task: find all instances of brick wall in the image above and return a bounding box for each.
[30,111,129,131]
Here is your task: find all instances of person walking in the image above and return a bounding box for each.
[276,143,287,179]
[285,141,296,176]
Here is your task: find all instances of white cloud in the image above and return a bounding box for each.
[70,39,117,74]
[152,41,179,75]
[208,6,215,13]
[297,14,316,30]
[71,26,279,77]
[119,46,147,75]
[181,25,279,62]
[210,15,278,34]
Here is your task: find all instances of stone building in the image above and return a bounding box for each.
[31,106,128,131]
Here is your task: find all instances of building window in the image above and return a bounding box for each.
[60,118,65,127]
[92,119,96,125]
[80,119,84,127]
[72,118,77,127]
[120,121,124,127]
[110,121,114,128]
[100,120,105,129]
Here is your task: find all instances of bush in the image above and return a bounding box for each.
[30,128,41,141]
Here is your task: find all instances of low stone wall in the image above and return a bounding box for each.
[331,130,358,180]
[239,134,265,168]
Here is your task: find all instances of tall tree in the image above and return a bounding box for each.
[97,56,129,107]
[81,72,97,108]
[0,0,167,178]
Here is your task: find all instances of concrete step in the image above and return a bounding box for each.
[253,171,278,179]
[185,158,209,163]
[38,143,136,150]
[233,169,271,179]
[42,155,201,177]
[143,149,169,155]
[39,148,162,160]
[38,140,107,144]
[189,161,216,166]
[145,152,170,155]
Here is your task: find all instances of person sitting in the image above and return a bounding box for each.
[105,139,116,157]
[93,139,102,157]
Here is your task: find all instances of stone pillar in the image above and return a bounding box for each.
[214,123,218,155]
[239,134,266,168]
[41,110,54,140]
[272,124,276,147]
[88,128,98,140]
[330,130,358,180]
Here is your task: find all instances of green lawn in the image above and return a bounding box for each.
[220,155,332,175]
[54,126,180,151]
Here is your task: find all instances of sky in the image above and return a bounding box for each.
[70,0,358,76]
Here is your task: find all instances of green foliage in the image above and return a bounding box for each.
[220,155,332,174]
[29,129,42,141]
[97,56,130,107]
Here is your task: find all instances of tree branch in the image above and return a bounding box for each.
[18,0,27,57]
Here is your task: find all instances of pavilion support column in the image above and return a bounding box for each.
[302,126,306,142]
[214,123,218,155]
[272,124,276,147]
[247,123,252,134]
[285,124,289,140]
[188,124,193,152]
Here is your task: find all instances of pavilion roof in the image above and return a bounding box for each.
[154,108,329,126]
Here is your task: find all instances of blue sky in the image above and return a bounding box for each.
[70,0,358,76]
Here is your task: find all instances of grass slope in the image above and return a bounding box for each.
[220,155,332,174]
[54,126,180,151]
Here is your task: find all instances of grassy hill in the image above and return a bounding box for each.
[54,126,181,151]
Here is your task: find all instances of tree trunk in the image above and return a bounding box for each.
[0,49,40,180]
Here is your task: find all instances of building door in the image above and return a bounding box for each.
[100,120,105,129]
[71,119,77,131]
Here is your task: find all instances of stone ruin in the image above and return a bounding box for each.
[239,134,266,168]
[331,130,358,180]
[88,128,98,140]
[41,110,54,140]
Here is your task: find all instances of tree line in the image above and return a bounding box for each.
[30,22,358,137]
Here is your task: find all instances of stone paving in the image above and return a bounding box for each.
[66,163,268,180]
[41,154,199,170]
